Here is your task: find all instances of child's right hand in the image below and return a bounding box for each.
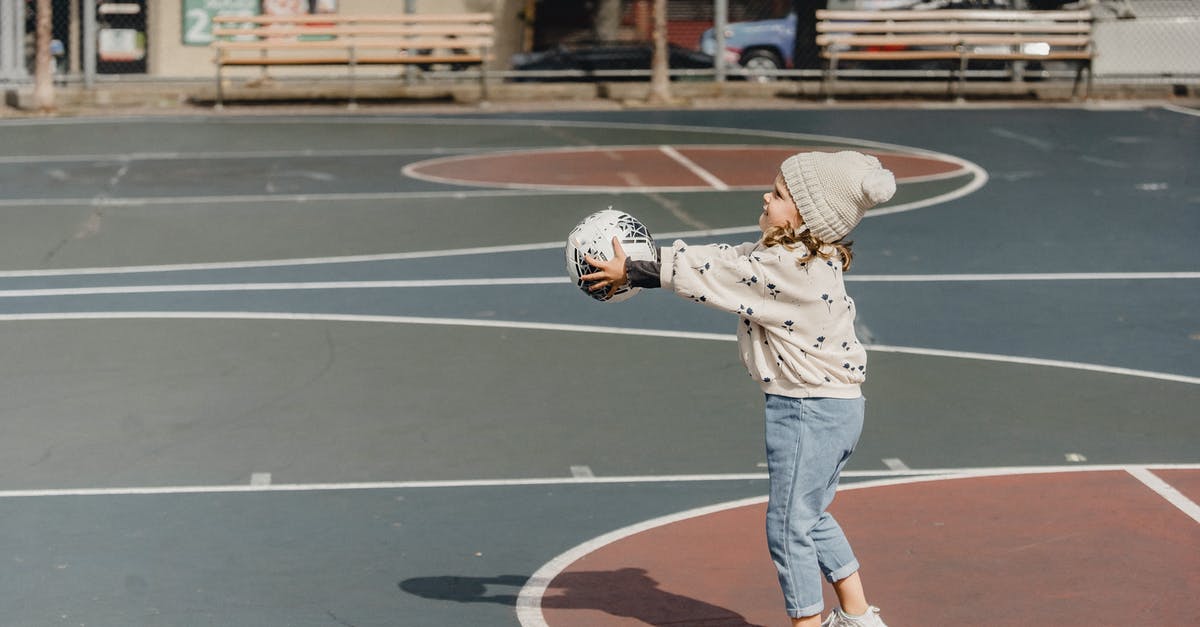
[581,236,628,300]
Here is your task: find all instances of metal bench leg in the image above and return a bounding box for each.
[479,46,490,104]
[348,48,358,110]
[1086,62,1093,100]
[215,50,225,110]
[956,53,967,103]
[216,63,224,110]
[823,55,838,103]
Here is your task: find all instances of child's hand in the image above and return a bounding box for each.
[581,236,628,299]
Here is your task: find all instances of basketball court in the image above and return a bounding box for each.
[0,105,1196,626]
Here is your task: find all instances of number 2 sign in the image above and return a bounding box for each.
[183,0,260,45]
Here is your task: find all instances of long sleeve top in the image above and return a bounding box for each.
[647,239,867,399]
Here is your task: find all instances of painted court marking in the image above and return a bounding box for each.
[512,464,1200,627]
[0,311,1194,386]
[657,145,730,190]
[1162,104,1200,118]
[1126,467,1200,524]
[0,272,1193,299]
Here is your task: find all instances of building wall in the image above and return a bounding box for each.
[148,0,524,78]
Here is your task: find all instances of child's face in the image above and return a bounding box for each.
[760,172,803,233]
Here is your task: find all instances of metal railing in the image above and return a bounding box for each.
[2,1,1196,88]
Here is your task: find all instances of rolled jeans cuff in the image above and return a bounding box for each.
[826,559,860,584]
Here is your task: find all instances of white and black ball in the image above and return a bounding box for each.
[565,209,658,303]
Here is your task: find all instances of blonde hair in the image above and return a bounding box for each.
[761,224,854,272]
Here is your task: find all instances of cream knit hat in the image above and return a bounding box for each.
[779,151,896,243]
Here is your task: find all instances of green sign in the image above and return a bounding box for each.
[183,0,260,46]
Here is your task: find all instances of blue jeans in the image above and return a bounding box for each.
[764,394,865,618]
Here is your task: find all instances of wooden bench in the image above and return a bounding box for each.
[211,13,494,108]
[815,9,1094,100]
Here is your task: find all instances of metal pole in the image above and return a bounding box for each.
[404,0,416,83]
[83,0,96,87]
[2,0,29,81]
[714,0,727,82]
[648,0,669,102]
[0,0,12,81]
[69,0,81,75]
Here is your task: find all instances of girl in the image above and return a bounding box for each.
[582,151,894,627]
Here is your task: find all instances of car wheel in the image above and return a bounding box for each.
[741,49,782,82]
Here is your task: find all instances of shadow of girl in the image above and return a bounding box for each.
[401,568,765,626]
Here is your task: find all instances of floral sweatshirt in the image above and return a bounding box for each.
[655,239,867,399]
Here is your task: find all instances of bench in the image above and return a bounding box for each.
[211,12,495,108]
[815,9,1094,100]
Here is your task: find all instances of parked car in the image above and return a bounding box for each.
[509,41,715,81]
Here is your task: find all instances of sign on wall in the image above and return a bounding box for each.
[183,0,260,46]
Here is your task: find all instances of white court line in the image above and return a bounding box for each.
[0,311,1195,385]
[0,187,604,209]
[5,271,1194,298]
[846,272,1200,282]
[0,241,574,277]
[513,462,1200,627]
[0,463,1193,499]
[1162,104,1200,118]
[0,474,773,499]
[0,146,520,165]
[0,277,569,298]
[657,145,730,190]
[1126,467,1200,524]
[866,343,1200,385]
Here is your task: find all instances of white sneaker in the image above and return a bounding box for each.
[821,606,888,627]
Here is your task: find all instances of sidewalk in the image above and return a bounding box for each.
[3,76,1194,117]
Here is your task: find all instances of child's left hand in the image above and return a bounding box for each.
[581,236,628,299]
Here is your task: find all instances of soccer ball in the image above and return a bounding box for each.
[565,208,659,303]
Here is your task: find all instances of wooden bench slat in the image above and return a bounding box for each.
[213,13,493,25]
[962,51,1093,60]
[958,35,1090,46]
[219,57,356,66]
[212,27,494,39]
[817,35,963,46]
[219,55,486,66]
[816,9,1091,21]
[821,51,963,61]
[356,55,487,64]
[817,22,1090,34]
[215,37,492,51]
[817,34,1090,47]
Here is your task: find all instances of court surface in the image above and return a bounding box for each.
[0,104,1197,626]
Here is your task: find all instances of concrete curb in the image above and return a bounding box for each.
[2,78,1197,117]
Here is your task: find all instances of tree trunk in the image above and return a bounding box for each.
[648,0,671,103]
[33,0,54,112]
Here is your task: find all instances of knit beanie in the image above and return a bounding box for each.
[779,151,896,243]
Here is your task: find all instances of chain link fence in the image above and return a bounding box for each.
[1,0,149,84]
[1,0,1197,86]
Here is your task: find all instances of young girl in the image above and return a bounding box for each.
[583,151,894,627]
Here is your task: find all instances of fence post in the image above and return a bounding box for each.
[714,0,727,82]
[83,0,96,87]
[0,0,28,82]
